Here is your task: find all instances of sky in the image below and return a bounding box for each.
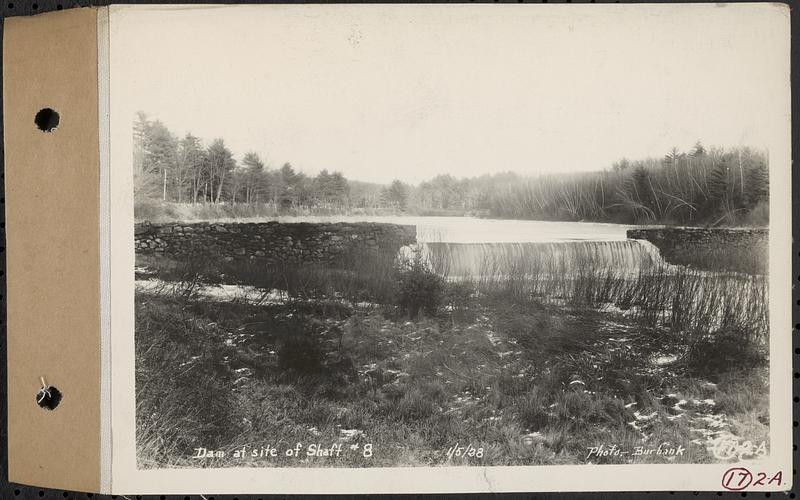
[110,4,789,184]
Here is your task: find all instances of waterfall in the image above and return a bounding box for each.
[413,240,667,277]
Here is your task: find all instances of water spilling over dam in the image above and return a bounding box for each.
[417,240,667,277]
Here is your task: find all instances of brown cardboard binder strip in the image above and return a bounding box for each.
[4,7,104,492]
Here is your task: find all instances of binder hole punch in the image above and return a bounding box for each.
[34,108,59,132]
[36,377,62,411]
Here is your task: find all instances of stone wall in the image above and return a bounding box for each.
[135,221,417,265]
[627,227,768,269]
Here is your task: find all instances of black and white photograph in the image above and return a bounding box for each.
[119,4,785,478]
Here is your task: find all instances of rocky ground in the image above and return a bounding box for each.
[134,278,769,469]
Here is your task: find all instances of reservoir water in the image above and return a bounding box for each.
[263,215,641,243]
[263,216,665,273]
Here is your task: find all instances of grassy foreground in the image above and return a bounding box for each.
[135,249,769,469]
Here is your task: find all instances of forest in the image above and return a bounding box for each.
[134,112,769,226]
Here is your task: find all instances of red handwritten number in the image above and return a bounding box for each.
[722,468,753,491]
[752,473,767,486]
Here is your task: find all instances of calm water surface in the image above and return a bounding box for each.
[261,215,639,243]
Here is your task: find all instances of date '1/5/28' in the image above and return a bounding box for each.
[721,468,783,491]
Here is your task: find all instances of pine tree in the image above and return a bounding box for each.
[177,133,205,203]
[206,139,236,203]
[630,166,655,218]
[744,163,769,208]
[690,141,706,157]
[382,180,409,211]
[241,152,266,203]
[707,160,730,204]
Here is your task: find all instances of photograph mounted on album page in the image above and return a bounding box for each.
[3,3,792,495]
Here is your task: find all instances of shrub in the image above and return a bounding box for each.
[395,248,444,318]
[151,254,221,299]
[740,199,769,227]
[683,329,767,380]
[276,320,326,375]
[214,250,398,304]
[442,280,478,321]
[134,198,179,223]
[669,245,767,275]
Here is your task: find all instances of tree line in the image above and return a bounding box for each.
[134,112,768,225]
[436,144,769,225]
[134,113,350,208]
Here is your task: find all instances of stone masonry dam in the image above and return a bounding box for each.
[135,221,417,265]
